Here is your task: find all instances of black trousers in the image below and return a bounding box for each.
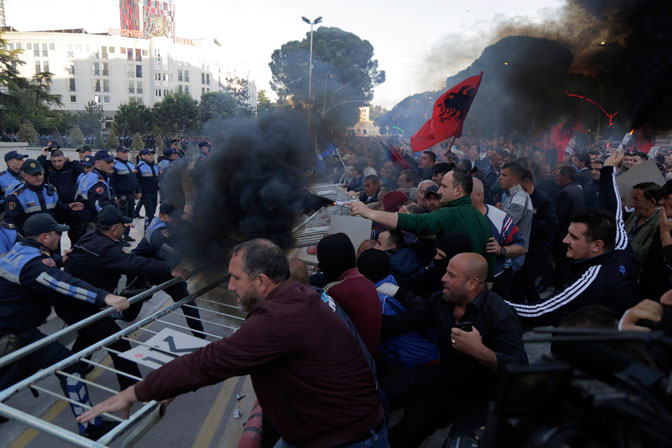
[139,192,157,229]
[117,193,136,236]
[54,304,141,390]
[510,249,551,302]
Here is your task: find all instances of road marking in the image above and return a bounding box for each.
[190,376,242,448]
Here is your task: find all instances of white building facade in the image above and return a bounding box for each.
[1,27,257,119]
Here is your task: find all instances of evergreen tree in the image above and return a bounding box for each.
[16,122,37,145]
[69,124,85,148]
[105,128,119,150]
[94,130,104,149]
[155,134,165,153]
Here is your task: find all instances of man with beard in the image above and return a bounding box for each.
[378,252,527,446]
[77,239,388,448]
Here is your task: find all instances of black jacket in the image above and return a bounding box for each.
[382,286,528,402]
[529,188,558,251]
[507,166,640,327]
[555,182,585,246]
[37,155,82,202]
[0,239,107,333]
[65,230,173,293]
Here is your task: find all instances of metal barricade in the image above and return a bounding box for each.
[0,274,243,447]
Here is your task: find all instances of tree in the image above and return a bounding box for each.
[94,131,104,149]
[113,101,153,136]
[257,89,275,114]
[269,26,385,137]
[155,134,165,153]
[77,101,104,138]
[152,93,200,136]
[199,91,239,123]
[105,128,119,150]
[16,122,37,145]
[31,71,62,108]
[222,74,253,116]
[69,124,85,148]
[131,132,144,151]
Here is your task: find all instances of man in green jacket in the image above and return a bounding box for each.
[350,169,495,279]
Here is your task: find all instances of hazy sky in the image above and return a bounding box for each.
[6,0,563,108]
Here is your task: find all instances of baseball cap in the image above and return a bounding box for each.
[424,185,440,198]
[76,145,92,153]
[652,180,672,197]
[94,150,114,162]
[139,149,155,155]
[4,151,28,162]
[21,159,45,175]
[198,142,210,148]
[163,148,176,156]
[98,205,134,225]
[81,155,95,167]
[116,146,129,153]
[23,213,69,237]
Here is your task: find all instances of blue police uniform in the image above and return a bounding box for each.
[4,182,68,232]
[0,239,109,434]
[135,160,160,228]
[157,158,171,174]
[111,159,139,235]
[76,169,114,223]
[0,169,22,208]
[0,222,17,256]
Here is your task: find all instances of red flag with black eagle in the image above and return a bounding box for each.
[410,72,483,152]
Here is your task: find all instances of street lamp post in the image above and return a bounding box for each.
[301,16,322,102]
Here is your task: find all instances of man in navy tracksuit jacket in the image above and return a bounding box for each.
[507,151,639,327]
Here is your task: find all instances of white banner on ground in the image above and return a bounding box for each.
[119,328,210,369]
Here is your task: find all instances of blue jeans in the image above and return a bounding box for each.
[273,423,388,448]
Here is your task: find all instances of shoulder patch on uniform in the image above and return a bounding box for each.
[42,258,56,268]
[7,202,16,210]
[96,186,104,194]
[161,229,170,237]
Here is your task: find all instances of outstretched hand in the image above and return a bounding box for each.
[604,149,624,168]
[77,386,138,424]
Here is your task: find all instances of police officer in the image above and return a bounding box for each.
[0,213,128,438]
[0,151,28,207]
[37,148,85,244]
[132,203,205,337]
[197,141,210,162]
[5,159,84,233]
[111,147,139,243]
[76,151,116,230]
[73,145,92,169]
[66,205,204,339]
[135,149,160,229]
[158,147,179,175]
[0,220,18,256]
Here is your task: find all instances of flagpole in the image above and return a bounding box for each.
[445,135,458,159]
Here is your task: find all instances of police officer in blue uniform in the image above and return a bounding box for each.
[0,214,128,438]
[111,147,139,242]
[76,151,116,230]
[4,159,84,233]
[0,151,28,208]
[0,221,18,256]
[132,203,205,337]
[157,148,178,175]
[135,149,160,229]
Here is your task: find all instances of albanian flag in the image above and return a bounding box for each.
[550,120,585,161]
[411,72,483,152]
[636,127,655,154]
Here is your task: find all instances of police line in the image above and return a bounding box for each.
[0,274,232,447]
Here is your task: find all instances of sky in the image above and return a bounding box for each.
[6,0,563,109]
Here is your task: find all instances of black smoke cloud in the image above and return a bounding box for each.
[162,111,318,264]
[382,0,672,139]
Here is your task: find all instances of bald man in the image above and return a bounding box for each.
[378,252,527,446]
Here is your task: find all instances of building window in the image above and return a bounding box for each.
[177,85,183,94]
[103,79,110,93]
[33,43,39,57]
[136,65,142,78]
[49,43,55,50]
[120,47,125,53]
[41,43,48,57]
[178,70,183,82]
[15,43,21,50]
[8,43,13,50]
[155,73,161,81]
[163,73,167,81]
[103,96,110,104]
[68,64,75,75]
[136,81,143,94]
[102,46,108,59]
[185,85,190,95]
[135,49,141,62]
[184,71,190,82]
[26,43,32,50]
[206,74,210,85]
[69,95,76,103]
[93,62,100,76]
[94,95,102,104]
[102,62,109,76]
[69,79,76,92]
[128,81,135,94]
[201,87,205,94]
[67,51,74,59]
[201,73,205,84]
[127,64,135,78]
[156,89,161,97]
[142,50,148,56]
[94,79,101,92]
[34,61,40,73]
[127,48,133,61]
[109,47,115,53]
[43,61,49,73]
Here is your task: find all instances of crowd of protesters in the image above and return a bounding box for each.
[2,132,672,447]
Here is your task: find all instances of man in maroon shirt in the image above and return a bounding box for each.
[78,239,387,448]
